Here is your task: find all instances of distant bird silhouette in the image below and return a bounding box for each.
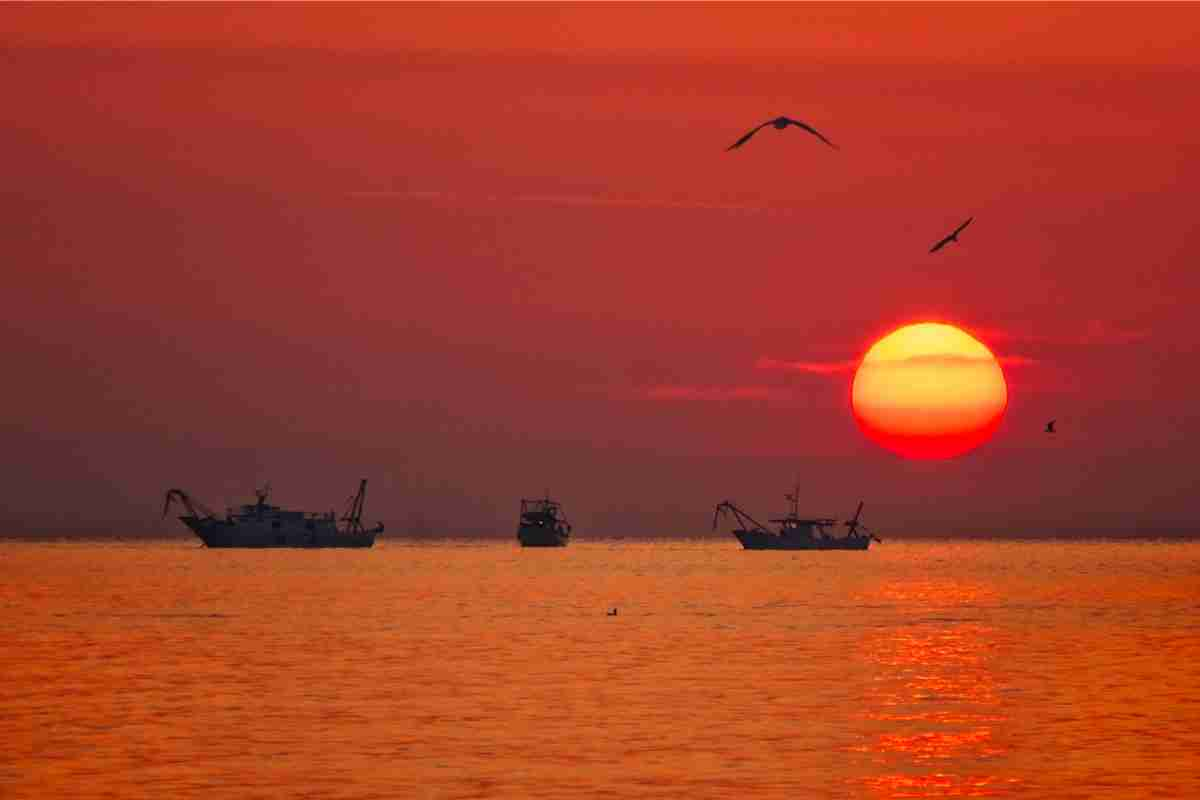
[929,217,974,253]
[607,608,618,617]
[1045,420,1056,434]
[726,117,838,151]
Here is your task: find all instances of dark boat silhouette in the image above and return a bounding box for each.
[163,480,382,548]
[517,494,571,547]
[713,489,880,551]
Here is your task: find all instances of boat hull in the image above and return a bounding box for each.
[181,516,378,548]
[517,525,569,547]
[734,529,870,551]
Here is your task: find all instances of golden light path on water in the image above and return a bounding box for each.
[1,539,1198,799]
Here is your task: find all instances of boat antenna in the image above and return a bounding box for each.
[785,480,801,519]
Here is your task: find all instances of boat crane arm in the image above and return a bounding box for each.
[341,479,368,533]
[162,489,216,520]
[713,500,771,533]
[843,501,882,542]
[340,478,384,535]
[844,501,864,533]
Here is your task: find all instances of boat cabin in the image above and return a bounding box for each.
[520,497,564,528]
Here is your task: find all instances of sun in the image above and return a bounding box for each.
[851,322,1007,459]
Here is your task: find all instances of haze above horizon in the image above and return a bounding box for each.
[2,3,1198,537]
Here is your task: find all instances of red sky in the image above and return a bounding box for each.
[3,3,1198,535]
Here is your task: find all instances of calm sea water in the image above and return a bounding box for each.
[2,539,1198,799]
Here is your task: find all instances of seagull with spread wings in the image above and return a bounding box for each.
[726,116,839,151]
[929,217,974,253]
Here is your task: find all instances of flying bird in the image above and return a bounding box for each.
[929,217,974,253]
[1045,420,1056,434]
[726,117,838,151]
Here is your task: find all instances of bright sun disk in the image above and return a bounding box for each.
[851,322,1007,459]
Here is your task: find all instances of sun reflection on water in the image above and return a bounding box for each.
[852,579,1019,797]
[860,772,1022,798]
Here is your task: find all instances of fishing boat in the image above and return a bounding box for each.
[713,488,880,550]
[163,480,383,548]
[517,494,571,547]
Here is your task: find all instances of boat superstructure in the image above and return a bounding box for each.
[163,480,383,548]
[713,488,879,551]
[517,494,571,547]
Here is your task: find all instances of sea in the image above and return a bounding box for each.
[2,538,1197,799]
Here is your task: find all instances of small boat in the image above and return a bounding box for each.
[517,494,571,547]
[713,488,880,551]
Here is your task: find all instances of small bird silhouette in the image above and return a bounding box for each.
[607,608,618,617]
[726,117,838,151]
[1045,420,1056,434]
[929,217,974,253]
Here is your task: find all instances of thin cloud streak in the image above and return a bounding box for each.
[349,189,792,214]
[858,354,1032,370]
[757,353,1038,375]
[998,355,1038,367]
[644,385,772,401]
[755,356,858,375]
[978,322,1150,347]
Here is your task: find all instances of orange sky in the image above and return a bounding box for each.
[2,3,1198,535]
